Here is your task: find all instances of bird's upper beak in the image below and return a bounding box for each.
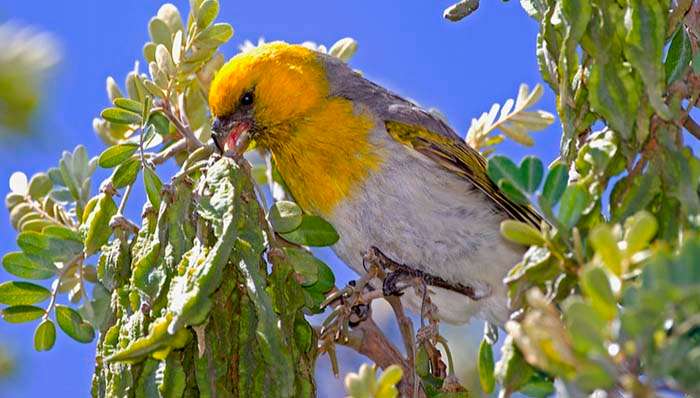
[211,116,253,156]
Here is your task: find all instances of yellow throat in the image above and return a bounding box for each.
[209,42,382,215]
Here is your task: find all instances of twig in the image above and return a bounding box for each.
[151,139,190,165]
[385,296,418,398]
[116,184,133,216]
[152,105,202,149]
[682,113,700,140]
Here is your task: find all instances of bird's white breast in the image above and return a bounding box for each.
[326,126,524,325]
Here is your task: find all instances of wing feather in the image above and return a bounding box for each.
[385,119,542,227]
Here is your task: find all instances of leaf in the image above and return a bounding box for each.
[500,220,545,246]
[541,162,568,206]
[101,107,142,125]
[147,111,170,136]
[520,156,544,193]
[589,225,623,275]
[557,184,590,229]
[665,26,692,84]
[487,155,522,191]
[1,305,44,323]
[34,319,56,351]
[268,200,303,233]
[328,37,358,62]
[108,315,190,363]
[110,158,141,188]
[113,97,143,114]
[98,143,139,168]
[148,17,172,48]
[305,258,335,294]
[2,251,55,280]
[195,23,234,48]
[155,44,175,77]
[279,215,340,246]
[196,0,219,29]
[282,247,320,286]
[581,267,617,321]
[0,281,50,305]
[623,0,671,118]
[55,304,95,343]
[478,339,495,394]
[82,193,118,255]
[28,173,53,199]
[143,166,163,208]
[623,211,658,253]
[588,61,640,140]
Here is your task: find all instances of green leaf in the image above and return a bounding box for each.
[195,23,234,48]
[2,305,44,323]
[113,97,143,114]
[2,251,56,280]
[588,61,640,140]
[55,304,95,343]
[623,0,671,119]
[34,319,56,351]
[589,225,623,275]
[478,339,495,394]
[83,193,118,255]
[98,144,139,168]
[108,315,190,363]
[487,155,521,189]
[148,17,172,48]
[280,215,339,246]
[305,259,335,294]
[520,156,544,193]
[557,184,590,229]
[17,231,82,262]
[158,356,186,398]
[143,166,163,208]
[541,162,568,206]
[147,112,170,136]
[101,107,143,125]
[500,220,545,246]
[196,0,219,29]
[282,247,320,286]
[110,158,142,188]
[623,211,658,253]
[28,173,53,199]
[498,180,529,205]
[665,26,692,84]
[269,200,303,233]
[0,281,50,305]
[581,267,617,321]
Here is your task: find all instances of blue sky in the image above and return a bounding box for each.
[0,1,559,396]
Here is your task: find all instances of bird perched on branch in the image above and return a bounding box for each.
[208,42,540,325]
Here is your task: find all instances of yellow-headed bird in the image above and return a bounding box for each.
[209,42,540,325]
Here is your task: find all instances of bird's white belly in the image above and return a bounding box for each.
[327,140,523,325]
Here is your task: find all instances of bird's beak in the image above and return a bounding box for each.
[211,116,253,157]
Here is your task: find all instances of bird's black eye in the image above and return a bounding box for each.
[240,91,254,106]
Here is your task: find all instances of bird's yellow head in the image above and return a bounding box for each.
[208,41,380,215]
[208,42,329,151]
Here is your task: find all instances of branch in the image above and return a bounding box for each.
[339,319,425,398]
[683,113,700,140]
[152,105,202,149]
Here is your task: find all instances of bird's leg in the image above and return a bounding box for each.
[366,246,491,301]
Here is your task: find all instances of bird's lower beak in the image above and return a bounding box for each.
[212,119,252,157]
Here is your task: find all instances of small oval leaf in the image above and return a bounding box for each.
[0,281,51,305]
[101,107,143,125]
[280,215,339,247]
[2,305,45,323]
[269,201,303,233]
[55,304,95,343]
[98,144,139,168]
[34,319,56,351]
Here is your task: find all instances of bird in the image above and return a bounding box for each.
[208,41,540,325]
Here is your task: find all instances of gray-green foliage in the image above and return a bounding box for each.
[2,1,337,397]
[476,0,700,396]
